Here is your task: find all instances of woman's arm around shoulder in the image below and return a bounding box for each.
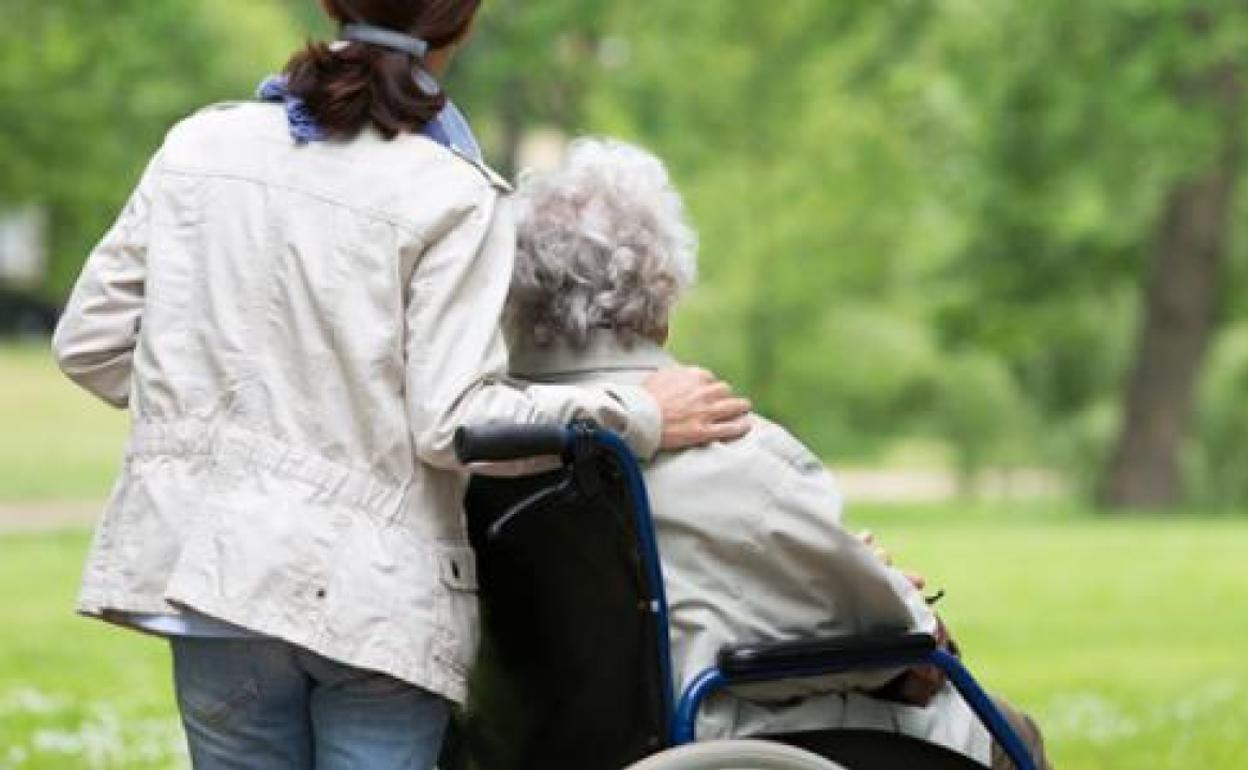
[402,181,748,469]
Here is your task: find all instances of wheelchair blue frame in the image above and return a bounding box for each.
[468,424,1037,770]
[674,651,1037,770]
[595,429,679,734]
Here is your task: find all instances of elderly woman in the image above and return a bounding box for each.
[503,139,1051,770]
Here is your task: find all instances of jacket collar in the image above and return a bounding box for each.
[509,331,675,380]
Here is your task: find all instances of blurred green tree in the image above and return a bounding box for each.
[937,1,1248,508]
[15,0,1248,506]
[448,0,617,178]
[0,0,295,296]
[568,0,973,460]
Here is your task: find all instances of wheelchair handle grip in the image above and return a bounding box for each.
[454,423,571,464]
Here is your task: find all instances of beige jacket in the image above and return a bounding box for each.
[52,102,660,704]
[511,333,991,764]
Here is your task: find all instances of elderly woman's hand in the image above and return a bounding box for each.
[643,366,752,450]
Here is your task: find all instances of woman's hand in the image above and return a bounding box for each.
[642,366,752,450]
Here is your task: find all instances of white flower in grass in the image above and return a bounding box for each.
[0,687,69,717]
[29,702,186,768]
[1,746,30,770]
[1041,692,1140,744]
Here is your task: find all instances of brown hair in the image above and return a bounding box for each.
[285,0,482,140]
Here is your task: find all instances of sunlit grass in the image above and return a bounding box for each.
[0,530,184,770]
[3,514,1246,769]
[849,507,1248,770]
[0,343,127,502]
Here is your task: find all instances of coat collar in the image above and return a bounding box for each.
[509,331,675,381]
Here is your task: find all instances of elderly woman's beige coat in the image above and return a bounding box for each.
[52,102,660,704]
[511,333,992,765]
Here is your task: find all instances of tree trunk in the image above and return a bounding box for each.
[492,0,524,181]
[497,78,525,180]
[746,299,780,414]
[1099,61,1243,509]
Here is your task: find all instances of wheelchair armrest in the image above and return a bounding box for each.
[717,632,937,682]
[455,423,571,464]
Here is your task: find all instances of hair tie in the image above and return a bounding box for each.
[339,22,442,96]
[340,22,429,58]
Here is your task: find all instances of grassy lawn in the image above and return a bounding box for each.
[853,505,1248,770]
[3,514,1246,769]
[0,344,127,502]
[1,530,184,769]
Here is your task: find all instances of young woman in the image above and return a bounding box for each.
[52,2,750,767]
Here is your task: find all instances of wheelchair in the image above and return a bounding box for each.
[449,422,1038,770]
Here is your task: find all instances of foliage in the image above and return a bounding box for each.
[447,0,616,175]
[0,0,296,297]
[1185,324,1248,506]
[566,0,975,461]
[929,350,1030,491]
[449,0,1248,494]
[539,0,1248,497]
[8,1,1248,501]
[935,0,1248,502]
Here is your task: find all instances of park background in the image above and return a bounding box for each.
[2,0,1247,767]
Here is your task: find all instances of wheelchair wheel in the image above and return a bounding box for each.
[622,739,851,770]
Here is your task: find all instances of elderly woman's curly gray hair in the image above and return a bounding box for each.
[507,138,698,350]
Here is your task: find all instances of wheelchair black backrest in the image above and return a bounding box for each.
[463,440,668,770]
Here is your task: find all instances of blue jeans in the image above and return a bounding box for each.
[170,637,450,770]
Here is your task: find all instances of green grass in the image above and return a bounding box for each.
[4,514,1246,769]
[0,344,127,502]
[849,505,1248,770]
[0,530,184,769]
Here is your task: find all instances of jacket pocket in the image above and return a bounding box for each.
[438,543,478,591]
[435,542,480,678]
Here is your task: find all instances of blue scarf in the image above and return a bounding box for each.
[256,75,483,162]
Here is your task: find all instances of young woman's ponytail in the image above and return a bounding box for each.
[284,0,481,140]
